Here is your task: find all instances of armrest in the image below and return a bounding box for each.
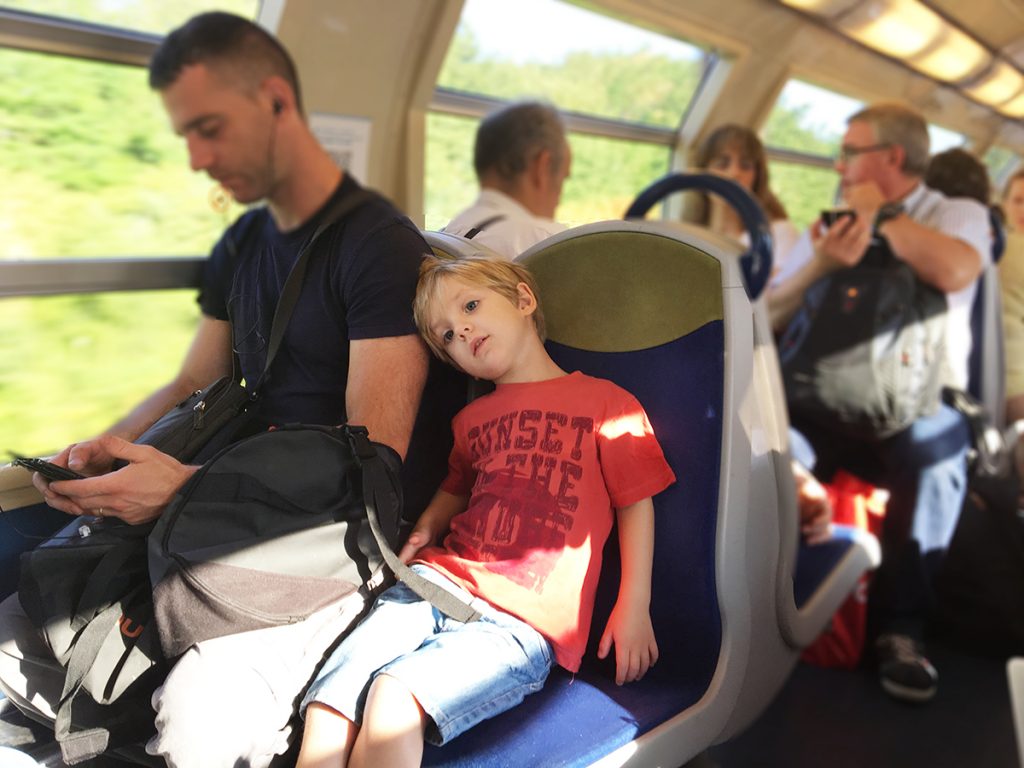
[0,462,43,513]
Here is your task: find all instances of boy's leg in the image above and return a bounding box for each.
[349,675,428,768]
[377,597,552,746]
[296,703,358,768]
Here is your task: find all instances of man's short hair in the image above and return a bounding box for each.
[413,254,547,363]
[474,101,566,183]
[148,12,303,113]
[848,102,930,177]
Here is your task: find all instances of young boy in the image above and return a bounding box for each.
[296,254,676,768]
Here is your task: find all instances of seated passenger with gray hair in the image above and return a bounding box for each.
[444,100,571,258]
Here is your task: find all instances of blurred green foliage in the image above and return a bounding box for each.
[437,30,701,128]
[2,0,259,38]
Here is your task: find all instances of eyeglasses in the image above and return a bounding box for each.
[836,143,892,163]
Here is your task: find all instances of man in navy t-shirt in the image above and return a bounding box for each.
[0,12,460,767]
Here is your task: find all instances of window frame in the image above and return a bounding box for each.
[0,7,205,297]
[425,7,725,226]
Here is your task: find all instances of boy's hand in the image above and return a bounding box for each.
[398,489,468,563]
[598,600,659,685]
[398,526,435,564]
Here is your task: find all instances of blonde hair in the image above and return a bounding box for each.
[413,254,546,362]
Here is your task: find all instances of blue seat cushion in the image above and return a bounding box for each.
[792,528,859,609]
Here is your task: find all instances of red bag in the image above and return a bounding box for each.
[800,470,887,669]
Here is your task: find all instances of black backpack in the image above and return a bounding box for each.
[149,424,404,657]
[19,516,164,764]
[20,424,476,764]
[779,237,948,441]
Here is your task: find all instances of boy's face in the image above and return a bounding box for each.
[428,277,538,384]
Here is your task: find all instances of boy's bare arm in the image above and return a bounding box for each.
[398,489,469,563]
[598,497,658,685]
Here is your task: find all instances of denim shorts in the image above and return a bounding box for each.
[301,565,552,745]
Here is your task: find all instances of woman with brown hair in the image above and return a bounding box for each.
[692,124,799,268]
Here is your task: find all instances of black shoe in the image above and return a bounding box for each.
[876,633,938,703]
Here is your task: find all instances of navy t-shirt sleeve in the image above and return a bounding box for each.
[341,218,428,340]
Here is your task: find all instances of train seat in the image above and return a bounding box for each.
[966,209,1007,428]
[419,218,877,767]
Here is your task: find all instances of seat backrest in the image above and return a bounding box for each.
[968,213,1006,428]
[519,223,733,689]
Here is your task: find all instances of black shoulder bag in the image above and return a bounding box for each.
[778,236,948,441]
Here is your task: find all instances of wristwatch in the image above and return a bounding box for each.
[873,201,905,234]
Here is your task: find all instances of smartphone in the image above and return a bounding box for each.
[821,209,856,227]
[10,456,86,482]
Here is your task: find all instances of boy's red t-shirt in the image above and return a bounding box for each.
[417,372,676,671]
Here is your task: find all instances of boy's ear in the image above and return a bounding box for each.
[516,282,538,315]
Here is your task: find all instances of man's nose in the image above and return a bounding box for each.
[187,137,213,172]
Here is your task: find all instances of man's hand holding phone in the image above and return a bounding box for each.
[820,209,856,228]
[10,456,86,482]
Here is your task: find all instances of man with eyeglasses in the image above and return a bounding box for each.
[767,102,990,704]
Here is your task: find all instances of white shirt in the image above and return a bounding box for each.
[775,184,991,390]
[444,189,566,260]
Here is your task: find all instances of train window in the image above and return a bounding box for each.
[928,125,967,152]
[760,79,860,230]
[559,133,670,225]
[767,161,838,232]
[985,145,1020,188]
[424,113,477,232]
[0,290,199,457]
[0,46,243,260]
[0,1,260,36]
[437,0,707,129]
[763,79,864,157]
[424,113,670,231]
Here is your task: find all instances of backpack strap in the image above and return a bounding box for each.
[256,189,378,391]
[942,387,1010,479]
[54,585,146,763]
[464,214,505,240]
[345,426,482,624]
[223,210,262,385]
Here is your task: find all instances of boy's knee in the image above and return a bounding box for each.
[365,673,428,728]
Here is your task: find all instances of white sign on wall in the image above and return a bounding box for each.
[309,113,372,183]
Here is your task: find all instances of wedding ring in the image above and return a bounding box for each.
[97,507,104,517]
